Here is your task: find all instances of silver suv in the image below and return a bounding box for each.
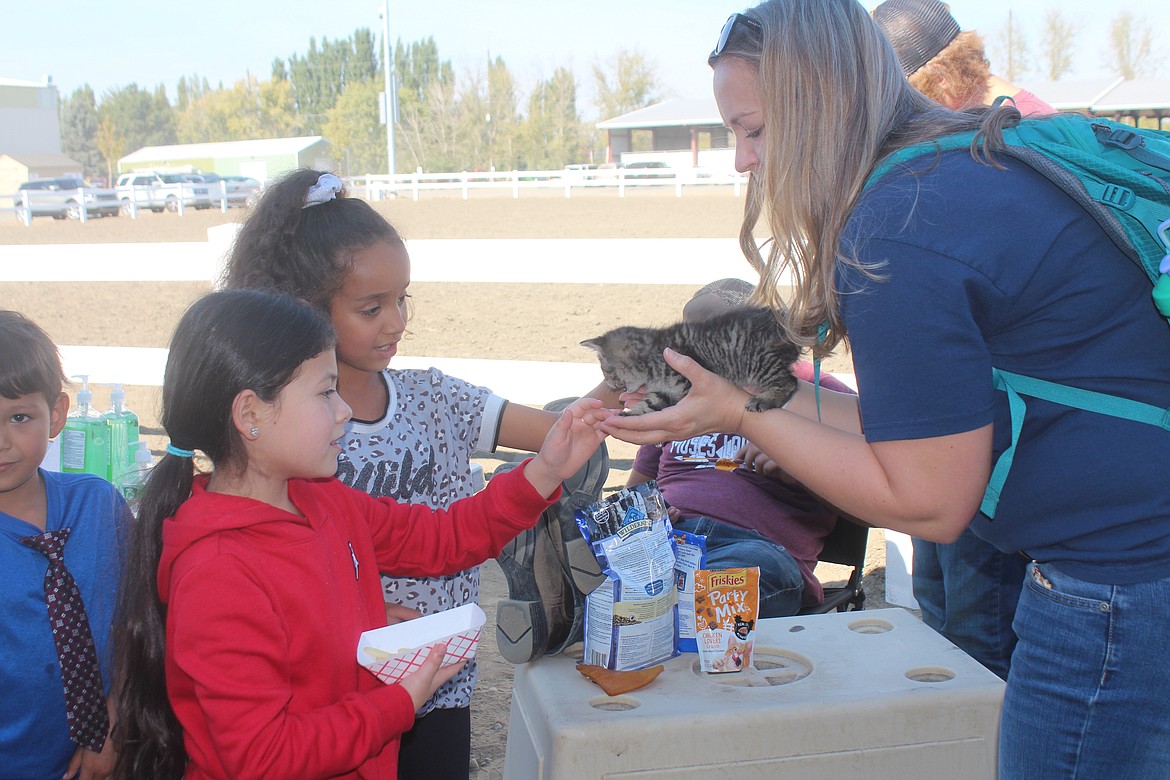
[115,172,214,214]
[13,178,120,220]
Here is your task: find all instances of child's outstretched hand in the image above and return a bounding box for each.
[398,643,465,711]
[524,398,612,498]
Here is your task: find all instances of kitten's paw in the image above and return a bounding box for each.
[621,403,653,416]
[744,393,792,413]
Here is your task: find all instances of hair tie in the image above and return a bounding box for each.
[166,443,195,458]
[304,173,343,208]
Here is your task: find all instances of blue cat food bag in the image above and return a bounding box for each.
[672,530,707,653]
[576,482,679,671]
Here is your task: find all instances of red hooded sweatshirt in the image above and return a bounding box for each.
[157,463,554,779]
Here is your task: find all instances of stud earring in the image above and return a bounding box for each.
[250,426,259,438]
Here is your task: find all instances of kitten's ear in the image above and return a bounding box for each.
[580,336,605,353]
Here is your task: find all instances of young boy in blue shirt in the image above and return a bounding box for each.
[0,310,128,779]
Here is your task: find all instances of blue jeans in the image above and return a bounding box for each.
[672,516,804,618]
[912,529,1026,679]
[1000,562,1170,778]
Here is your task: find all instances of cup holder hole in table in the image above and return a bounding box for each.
[848,618,895,634]
[589,695,640,711]
[905,667,956,683]
[691,647,813,687]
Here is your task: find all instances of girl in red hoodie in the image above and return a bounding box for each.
[111,290,609,780]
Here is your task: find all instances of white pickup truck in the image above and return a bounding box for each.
[115,172,214,214]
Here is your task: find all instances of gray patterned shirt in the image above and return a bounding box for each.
[335,367,504,712]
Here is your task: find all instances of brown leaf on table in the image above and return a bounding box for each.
[576,663,664,696]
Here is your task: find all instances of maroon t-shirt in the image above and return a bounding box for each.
[633,362,854,606]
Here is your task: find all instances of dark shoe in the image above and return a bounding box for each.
[495,523,550,663]
[545,575,586,656]
[540,398,610,596]
[494,462,578,664]
[494,399,611,662]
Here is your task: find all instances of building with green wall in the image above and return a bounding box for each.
[117,136,333,183]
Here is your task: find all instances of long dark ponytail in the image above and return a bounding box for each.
[112,290,334,779]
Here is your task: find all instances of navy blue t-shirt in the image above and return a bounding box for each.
[838,149,1170,584]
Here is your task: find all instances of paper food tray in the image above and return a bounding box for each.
[357,603,486,685]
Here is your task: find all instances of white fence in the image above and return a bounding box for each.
[2,182,244,224]
[2,168,748,223]
[1,228,774,403]
[353,167,749,201]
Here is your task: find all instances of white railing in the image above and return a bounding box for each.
[354,167,748,201]
[1,182,239,224]
[0,229,775,403]
[115,182,234,219]
[2,168,747,222]
[4,188,107,224]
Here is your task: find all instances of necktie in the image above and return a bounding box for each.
[20,528,110,752]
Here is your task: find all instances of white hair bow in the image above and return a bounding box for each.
[304,173,343,208]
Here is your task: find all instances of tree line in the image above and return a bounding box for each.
[988,9,1161,83]
[58,30,662,183]
[59,10,1161,183]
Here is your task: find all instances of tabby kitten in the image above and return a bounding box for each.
[581,306,800,415]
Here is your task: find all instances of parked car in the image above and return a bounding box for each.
[621,161,674,178]
[12,178,120,220]
[197,173,262,206]
[115,172,214,214]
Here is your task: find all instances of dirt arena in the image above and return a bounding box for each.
[1,188,889,778]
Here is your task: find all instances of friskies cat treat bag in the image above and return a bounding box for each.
[694,567,760,673]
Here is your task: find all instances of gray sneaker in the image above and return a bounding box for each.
[539,398,609,596]
[495,510,574,664]
[494,399,610,663]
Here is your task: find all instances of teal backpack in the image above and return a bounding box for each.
[865,113,1170,518]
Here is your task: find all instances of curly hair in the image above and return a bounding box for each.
[221,169,404,313]
[909,31,992,110]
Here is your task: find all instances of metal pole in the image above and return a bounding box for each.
[382,0,396,183]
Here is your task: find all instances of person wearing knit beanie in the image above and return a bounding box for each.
[872,0,960,76]
[872,0,1053,115]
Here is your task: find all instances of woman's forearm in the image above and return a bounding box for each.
[781,379,863,434]
[737,408,991,541]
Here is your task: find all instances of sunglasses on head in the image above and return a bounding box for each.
[710,12,763,62]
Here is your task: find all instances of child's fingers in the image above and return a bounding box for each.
[431,655,466,688]
[399,643,458,710]
[384,603,423,625]
[561,398,616,429]
[63,746,82,779]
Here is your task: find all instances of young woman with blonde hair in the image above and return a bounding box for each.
[604,1,1170,775]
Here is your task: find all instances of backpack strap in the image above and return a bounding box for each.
[866,133,979,189]
[1092,123,1170,173]
[981,367,1170,518]
[812,321,830,422]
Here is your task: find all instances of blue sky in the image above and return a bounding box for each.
[3,1,1165,116]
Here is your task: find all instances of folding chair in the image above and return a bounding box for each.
[797,516,869,615]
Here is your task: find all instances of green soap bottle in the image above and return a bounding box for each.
[120,440,154,514]
[61,375,111,479]
[105,383,140,483]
